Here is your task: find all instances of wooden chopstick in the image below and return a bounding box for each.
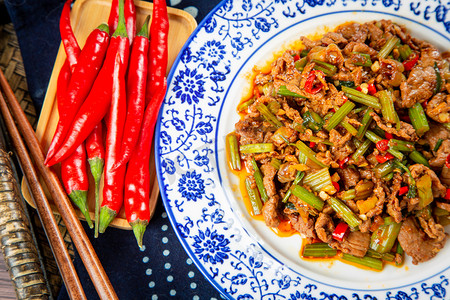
[0,68,118,300]
[0,90,86,300]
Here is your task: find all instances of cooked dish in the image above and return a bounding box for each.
[227,20,450,270]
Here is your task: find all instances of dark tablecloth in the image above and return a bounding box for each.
[4,0,224,299]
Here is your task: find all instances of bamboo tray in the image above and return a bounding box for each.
[21,0,197,229]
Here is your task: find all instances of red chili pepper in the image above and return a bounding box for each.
[332,222,349,241]
[85,123,105,238]
[367,83,377,96]
[107,0,119,33]
[356,86,362,92]
[385,132,393,140]
[45,23,110,164]
[445,188,450,200]
[446,153,450,169]
[332,181,340,192]
[124,80,167,247]
[398,186,409,196]
[399,114,411,123]
[403,52,419,71]
[293,54,300,61]
[421,100,428,109]
[125,0,136,44]
[112,17,150,171]
[376,139,389,152]
[61,142,93,228]
[47,0,130,167]
[376,153,395,164]
[339,156,350,169]
[309,141,316,148]
[304,70,324,94]
[108,0,134,44]
[60,0,80,71]
[98,53,128,233]
[146,0,169,103]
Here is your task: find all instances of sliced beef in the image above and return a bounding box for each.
[319,32,348,47]
[262,195,281,228]
[277,162,297,183]
[235,118,264,145]
[370,111,418,141]
[260,163,277,197]
[337,167,360,189]
[336,22,368,43]
[333,231,371,258]
[429,140,450,168]
[286,212,316,239]
[418,216,446,241]
[398,217,447,265]
[422,123,450,150]
[410,164,447,198]
[400,65,436,108]
[366,22,384,45]
[315,213,335,243]
[386,173,404,223]
[426,93,450,123]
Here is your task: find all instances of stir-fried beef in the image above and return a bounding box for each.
[398,217,447,265]
[232,19,450,269]
[333,231,371,258]
[427,93,450,123]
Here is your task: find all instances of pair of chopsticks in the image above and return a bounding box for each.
[0,68,118,299]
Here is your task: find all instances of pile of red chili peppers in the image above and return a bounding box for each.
[45,0,169,247]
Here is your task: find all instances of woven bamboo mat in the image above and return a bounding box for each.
[0,22,74,298]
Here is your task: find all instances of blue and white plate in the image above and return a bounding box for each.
[156,1,450,298]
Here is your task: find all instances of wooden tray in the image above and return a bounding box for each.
[21,0,197,230]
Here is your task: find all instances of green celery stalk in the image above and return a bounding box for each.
[365,130,404,160]
[328,197,361,228]
[245,177,263,215]
[251,158,268,203]
[291,185,324,211]
[292,141,329,168]
[240,143,274,154]
[324,101,355,131]
[373,160,395,178]
[416,174,433,210]
[370,221,402,253]
[388,139,415,152]
[352,52,372,67]
[378,36,400,59]
[256,102,283,128]
[303,243,337,257]
[409,150,430,167]
[356,108,373,140]
[340,119,358,136]
[312,59,337,76]
[408,103,430,136]
[342,86,381,110]
[341,254,383,271]
[282,171,305,203]
[302,168,335,193]
[226,133,241,170]
[378,90,398,124]
[352,139,371,162]
[278,85,308,99]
